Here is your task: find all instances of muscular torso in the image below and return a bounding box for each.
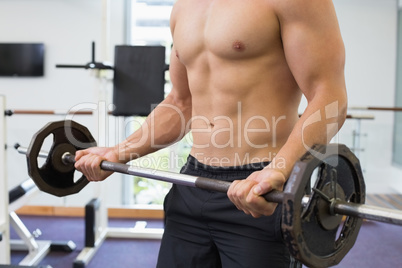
[171,0,302,166]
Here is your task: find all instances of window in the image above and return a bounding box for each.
[129,0,174,47]
[123,0,192,205]
[394,7,402,167]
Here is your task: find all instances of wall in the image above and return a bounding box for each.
[334,0,402,193]
[0,0,126,207]
[0,0,401,209]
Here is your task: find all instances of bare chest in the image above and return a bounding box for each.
[173,0,280,65]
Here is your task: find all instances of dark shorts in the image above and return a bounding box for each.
[156,155,301,268]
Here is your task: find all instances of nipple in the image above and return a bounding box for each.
[232,41,245,51]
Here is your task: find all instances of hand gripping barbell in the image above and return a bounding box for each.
[16,120,402,267]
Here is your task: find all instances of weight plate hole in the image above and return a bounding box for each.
[73,170,82,183]
[302,166,322,216]
[310,166,321,190]
[336,216,346,240]
[38,133,54,169]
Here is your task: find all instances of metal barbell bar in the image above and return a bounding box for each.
[15,144,402,226]
[14,119,402,267]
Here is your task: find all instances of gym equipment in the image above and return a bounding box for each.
[349,106,402,112]
[4,110,95,116]
[8,179,76,266]
[16,120,402,267]
[112,45,167,116]
[54,41,168,117]
[55,42,112,70]
[0,95,9,264]
[0,265,52,268]
[12,118,163,266]
[73,198,162,268]
[24,120,97,197]
[281,144,365,267]
[8,179,36,204]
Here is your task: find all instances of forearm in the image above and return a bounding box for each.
[269,90,347,178]
[114,93,192,163]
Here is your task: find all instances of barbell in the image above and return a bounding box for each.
[16,120,402,267]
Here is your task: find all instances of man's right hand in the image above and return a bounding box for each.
[74,147,120,182]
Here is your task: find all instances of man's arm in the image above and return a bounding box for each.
[228,0,347,217]
[271,0,347,176]
[74,45,192,181]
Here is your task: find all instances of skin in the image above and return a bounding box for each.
[75,0,347,219]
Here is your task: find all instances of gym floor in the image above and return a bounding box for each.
[10,216,163,268]
[9,204,402,268]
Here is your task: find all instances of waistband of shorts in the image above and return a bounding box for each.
[185,154,271,172]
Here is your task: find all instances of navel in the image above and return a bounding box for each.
[232,41,246,52]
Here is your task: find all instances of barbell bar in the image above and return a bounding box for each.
[15,144,284,202]
[3,109,375,119]
[15,144,402,226]
[4,109,114,116]
[15,120,402,267]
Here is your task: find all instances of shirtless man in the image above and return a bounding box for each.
[75,0,347,266]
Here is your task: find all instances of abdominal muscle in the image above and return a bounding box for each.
[189,108,300,167]
[187,58,302,167]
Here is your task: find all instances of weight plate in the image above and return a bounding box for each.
[282,144,365,267]
[26,120,97,197]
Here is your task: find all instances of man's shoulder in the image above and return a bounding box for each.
[271,0,338,25]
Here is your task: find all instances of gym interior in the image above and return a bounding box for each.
[1,0,402,267]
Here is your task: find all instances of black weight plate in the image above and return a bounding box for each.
[26,120,97,197]
[282,144,365,268]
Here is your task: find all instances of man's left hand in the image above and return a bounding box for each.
[227,168,286,218]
